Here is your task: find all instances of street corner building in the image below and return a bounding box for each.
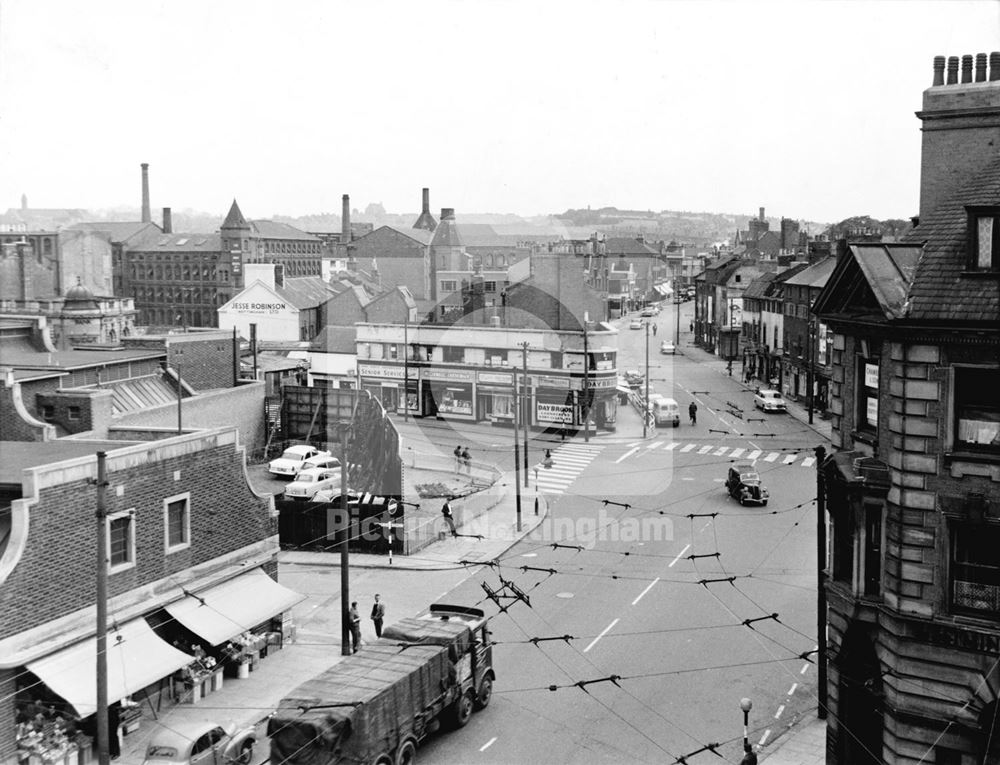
[812,51,1000,764]
[0,425,303,765]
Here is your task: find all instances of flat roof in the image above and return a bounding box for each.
[0,440,142,486]
[0,347,164,371]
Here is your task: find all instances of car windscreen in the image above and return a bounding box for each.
[280,450,304,460]
[296,475,315,483]
[741,472,760,481]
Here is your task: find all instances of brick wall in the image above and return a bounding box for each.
[166,335,238,390]
[325,290,367,327]
[0,440,273,639]
[0,379,55,442]
[35,390,113,436]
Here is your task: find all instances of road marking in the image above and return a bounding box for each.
[801,457,816,468]
[480,737,497,752]
[647,441,664,450]
[680,443,696,453]
[713,446,728,456]
[666,442,679,450]
[764,452,779,462]
[631,577,660,605]
[616,447,640,463]
[698,445,712,454]
[800,664,810,675]
[782,454,797,465]
[747,450,762,460]
[712,478,724,482]
[759,729,771,746]
[584,618,619,653]
[669,544,690,567]
[787,683,798,695]
[627,441,640,447]
[730,448,745,459]
[774,705,785,719]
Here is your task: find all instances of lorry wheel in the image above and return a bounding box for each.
[237,742,254,765]
[449,690,474,728]
[474,676,494,710]
[395,739,417,765]
[373,755,393,765]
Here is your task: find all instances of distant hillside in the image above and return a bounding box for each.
[825,215,913,241]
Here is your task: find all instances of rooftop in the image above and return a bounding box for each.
[0,440,142,486]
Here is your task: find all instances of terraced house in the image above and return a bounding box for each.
[813,51,1000,764]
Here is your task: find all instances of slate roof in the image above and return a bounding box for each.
[604,237,660,256]
[742,272,777,300]
[784,257,837,288]
[377,225,433,245]
[221,199,249,230]
[64,221,160,243]
[129,232,223,252]
[430,217,463,248]
[249,220,320,241]
[813,244,923,323]
[275,277,336,310]
[902,153,1000,322]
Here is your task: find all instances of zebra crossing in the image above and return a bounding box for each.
[534,442,603,495]
[624,440,817,468]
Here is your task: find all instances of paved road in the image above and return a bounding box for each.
[413,306,822,764]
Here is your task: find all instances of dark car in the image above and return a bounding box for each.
[726,462,769,506]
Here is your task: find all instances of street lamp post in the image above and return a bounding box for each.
[512,370,523,533]
[403,315,409,423]
[520,342,529,487]
[643,321,650,438]
[740,697,757,764]
[583,312,590,443]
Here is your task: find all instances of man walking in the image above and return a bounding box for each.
[348,602,361,653]
[461,446,471,475]
[453,445,462,474]
[441,499,458,537]
[370,594,385,638]
[689,401,698,425]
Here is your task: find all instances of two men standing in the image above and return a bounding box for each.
[348,595,388,652]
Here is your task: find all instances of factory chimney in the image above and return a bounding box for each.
[141,163,151,223]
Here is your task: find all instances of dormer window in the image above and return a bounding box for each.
[967,207,1000,270]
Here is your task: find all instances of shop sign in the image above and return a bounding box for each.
[423,368,473,382]
[866,397,878,426]
[537,402,573,424]
[478,371,513,385]
[587,377,617,389]
[864,363,879,388]
[358,364,406,379]
[536,375,571,389]
[229,301,289,314]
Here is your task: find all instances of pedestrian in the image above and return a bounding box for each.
[689,401,698,425]
[461,446,471,475]
[370,594,385,638]
[348,602,361,653]
[441,499,458,537]
[652,324,658,336]
[453,445,462,474]
[689,321,694,333]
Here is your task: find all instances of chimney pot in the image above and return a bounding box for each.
[990,52,1000,82]
[140,163,151,223]
[947,56,959,84]
[932,55,945,86]
[975,53,988,82]
[961,54,974,83]
[162,207,172,234]
[422,187,430,214]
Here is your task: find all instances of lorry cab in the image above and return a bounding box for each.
[650,397,681,427]
[422,605,494,709]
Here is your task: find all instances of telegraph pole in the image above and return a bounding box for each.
[339,426,351,656]
[583,314,590,443]
[512,373,523,532]
[403,316,409,423]
[175,363,183,434]
[643,321,650,438]
[815,445,828,718]
[95,452,110,765]
[520,342,529,488]
[674,283,680,347]
[807,317,815,424]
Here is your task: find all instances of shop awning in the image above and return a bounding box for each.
[164,568,304,647]
[26,619,193,718]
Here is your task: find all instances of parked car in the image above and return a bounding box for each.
[142,720,255,765]
[650,396,681,427]
[640,307,655,317]
[624,369,644,388]
[269,445,330,478]
[726,462,769,506]
[283,467,342,500]
[629,319,644,329]
[754,389,788,412]
[660,340,676,355]
[301,454,341,471]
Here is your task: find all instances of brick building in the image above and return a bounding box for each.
[781,257,835,408]
[813,51,1000,764]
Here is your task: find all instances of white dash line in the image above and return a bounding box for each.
[787,683,798,695]
[669,544,691,567]
[480,737,497,752]
[632,577,660,605]
[759,729,771,746]
[584,618,619,653]
[774,705,785,719]
[800,664,810,675]
[616,447,640,464]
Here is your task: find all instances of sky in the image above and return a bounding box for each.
[2,0,999,225]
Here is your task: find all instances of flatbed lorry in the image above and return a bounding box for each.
[268,604,494,765]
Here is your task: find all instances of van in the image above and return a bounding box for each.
[650,397,681,427]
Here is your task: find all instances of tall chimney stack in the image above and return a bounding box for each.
[412,187,438,232]
[422,187,430,214]
[341,194,351,244]
[141,163,151,223]
[162,207,172,234]
[759,207,765,222]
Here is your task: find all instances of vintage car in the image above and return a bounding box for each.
[726,462,769,506]
[629,318,644,330]
[659,340,676,355]
[142,720,255,765]
[300,454,341,472]
[753,389,788,412]
[283,467,342,500]
[624,369,644,388]
[268,445,330,478]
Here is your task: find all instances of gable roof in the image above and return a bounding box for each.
[275,276,336,310]
[64,221,161,243]
[249,220,319,241]
[813,244,922,322]
[221,199,248,230]
[604,237,660,256]
[742,272,777,299]
[783,256,837,288]
[376,225,433,245]
[901,152,1000,323]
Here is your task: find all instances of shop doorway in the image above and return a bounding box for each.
[836,623,884,764]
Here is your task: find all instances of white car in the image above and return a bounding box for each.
[754,389,788,412]
[660,340,676,355]
[629,319,643,330]
[268,445,330,478]
[283,467,342,500]
[301,454,341,471]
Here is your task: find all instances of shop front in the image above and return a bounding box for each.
[358,364,410,415]
[476,371,515,424]
[584,375,619,430]
[421,369,475,420]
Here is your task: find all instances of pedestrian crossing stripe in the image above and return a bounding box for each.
[697,445,712,454]
[535,443,603,494]
[782,454,798,464]
[747,450,762,460]
[621,442,820,468]
[801,457,816,468]
[680,444,696,453]
[648,441,664,450]
[713,446,728,456]
[763,452,779,462]
[666,442,680,450]
[730,448,745,459]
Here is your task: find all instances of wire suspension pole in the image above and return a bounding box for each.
[816,445,828,719]
[340,428,351,656]
[521,342,529,487]
[513,367,523,532]
[95,452,110,765]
